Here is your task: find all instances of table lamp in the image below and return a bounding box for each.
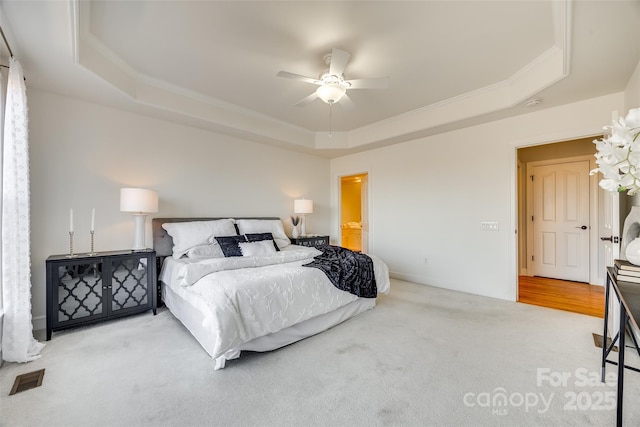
[294,198,313,236]
[120,188,158,251]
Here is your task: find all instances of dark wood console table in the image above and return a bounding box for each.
[602,267,640,426]
[46,250,157,340]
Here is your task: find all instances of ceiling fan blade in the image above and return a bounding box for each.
[277,71,320,85]
[345,77,389,89]
[338,93,355,110]
[295,92,318,107]
[329,48,351,77]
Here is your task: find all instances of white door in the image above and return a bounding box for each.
[532,160,590,281]
[361,174,369,253]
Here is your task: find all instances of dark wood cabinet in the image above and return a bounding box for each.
[46,250,157,340]
[290,235,329,248]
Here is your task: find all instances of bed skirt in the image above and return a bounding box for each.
[161,281,376,369]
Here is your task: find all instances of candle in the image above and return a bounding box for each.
[70,208,74,233]
[91,208,95,232]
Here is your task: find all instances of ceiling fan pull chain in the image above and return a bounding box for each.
[328,102,333,137]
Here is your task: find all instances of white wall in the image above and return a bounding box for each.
[27,87,635,328]
[331,93,625,301]
[625,60,640,111]
[29,90,330,330]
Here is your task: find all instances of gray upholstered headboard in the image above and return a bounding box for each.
[152,217,280,258]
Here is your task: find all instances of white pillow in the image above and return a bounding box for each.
[162,219,237,259]
[185,244,225,259]
[239,240,277,257]
[236,219,290,249]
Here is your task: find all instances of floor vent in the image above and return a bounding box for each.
[9,369,45,396]
[592,333,618,352]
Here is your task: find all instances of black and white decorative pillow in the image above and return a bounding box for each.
[236,219,290,249]
[215,235,248,257]
[245,232,280,251]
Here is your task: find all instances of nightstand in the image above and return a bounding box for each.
[290,235,330,248]
[45,250,157,340]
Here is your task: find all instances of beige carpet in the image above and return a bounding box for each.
[1,279,639,426]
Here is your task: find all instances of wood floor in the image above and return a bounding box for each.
[518,276,605,318]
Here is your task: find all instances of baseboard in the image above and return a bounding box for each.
[518,274,604,287]
[390,271,516,301]
[389,271,432,286]
[32,315,46,333]
[390,271,465,291]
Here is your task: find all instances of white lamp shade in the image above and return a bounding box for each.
[120,188,159,213]
[316,83,346,104]
[294,199,313,214]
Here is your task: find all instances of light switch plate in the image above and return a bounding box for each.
[481,221,499,231]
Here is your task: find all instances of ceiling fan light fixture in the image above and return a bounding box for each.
[316,83,346,104]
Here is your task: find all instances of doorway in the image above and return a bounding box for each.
[517,137,599,311]
[340,173,368,252]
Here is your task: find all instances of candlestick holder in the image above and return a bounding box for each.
[66,231,76,258]
[88,230,96,256]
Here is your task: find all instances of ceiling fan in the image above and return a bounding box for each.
[277,48,389,110]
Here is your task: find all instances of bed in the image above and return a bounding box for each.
[153,217,390,369]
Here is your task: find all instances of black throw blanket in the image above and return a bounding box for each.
[303,245,377,298]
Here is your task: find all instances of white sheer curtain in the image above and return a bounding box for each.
[1,57,44,362]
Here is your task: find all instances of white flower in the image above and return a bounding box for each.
[626,108,640,129]
[591,107,640,194]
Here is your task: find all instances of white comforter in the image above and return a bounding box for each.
[160,246,390,362]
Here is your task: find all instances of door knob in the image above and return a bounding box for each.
[576,225,588,230]
[601,236,620,243]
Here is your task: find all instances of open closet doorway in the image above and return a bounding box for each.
[340,173,368,252]
[517,137,605,317]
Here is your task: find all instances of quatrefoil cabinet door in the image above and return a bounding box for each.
[52,260,106,326]
[106,255,152,315]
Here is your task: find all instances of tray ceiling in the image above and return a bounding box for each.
[1,1,639,156]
